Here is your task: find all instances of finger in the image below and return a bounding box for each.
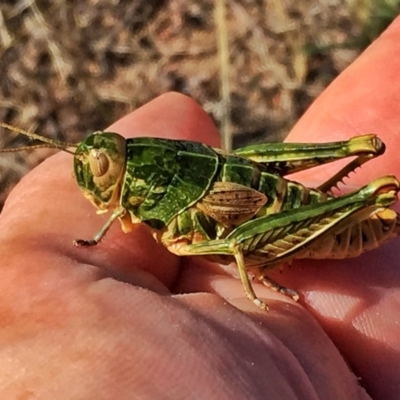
[287,16,400,185]
[0,92,220,291]
[282,17,400,400]
[175,261,371,400]
[108,91,221,146]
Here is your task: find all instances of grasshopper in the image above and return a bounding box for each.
[1,122,399,310]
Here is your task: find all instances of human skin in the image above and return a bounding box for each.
[1,18,400,400]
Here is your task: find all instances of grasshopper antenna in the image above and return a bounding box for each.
[0,122,78,155]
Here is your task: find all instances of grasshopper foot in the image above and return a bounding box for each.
[253,298,269,311]
[260,275,299,301]
[73,239,98,247]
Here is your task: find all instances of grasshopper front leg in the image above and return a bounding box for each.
[73,207,126,246]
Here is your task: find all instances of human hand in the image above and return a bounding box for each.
[1,17,400,400]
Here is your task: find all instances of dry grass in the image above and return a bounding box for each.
[0,0,399,209]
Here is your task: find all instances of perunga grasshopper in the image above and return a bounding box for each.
[1,122,400,310]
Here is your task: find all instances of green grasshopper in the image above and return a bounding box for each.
[1,122,399,310]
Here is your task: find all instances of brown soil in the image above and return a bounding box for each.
[0,0,398,209]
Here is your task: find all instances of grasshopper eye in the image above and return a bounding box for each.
[89,149,109,177]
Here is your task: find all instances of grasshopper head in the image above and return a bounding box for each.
[74,132,126,211]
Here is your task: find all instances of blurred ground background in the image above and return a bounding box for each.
[0,0,399,209]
